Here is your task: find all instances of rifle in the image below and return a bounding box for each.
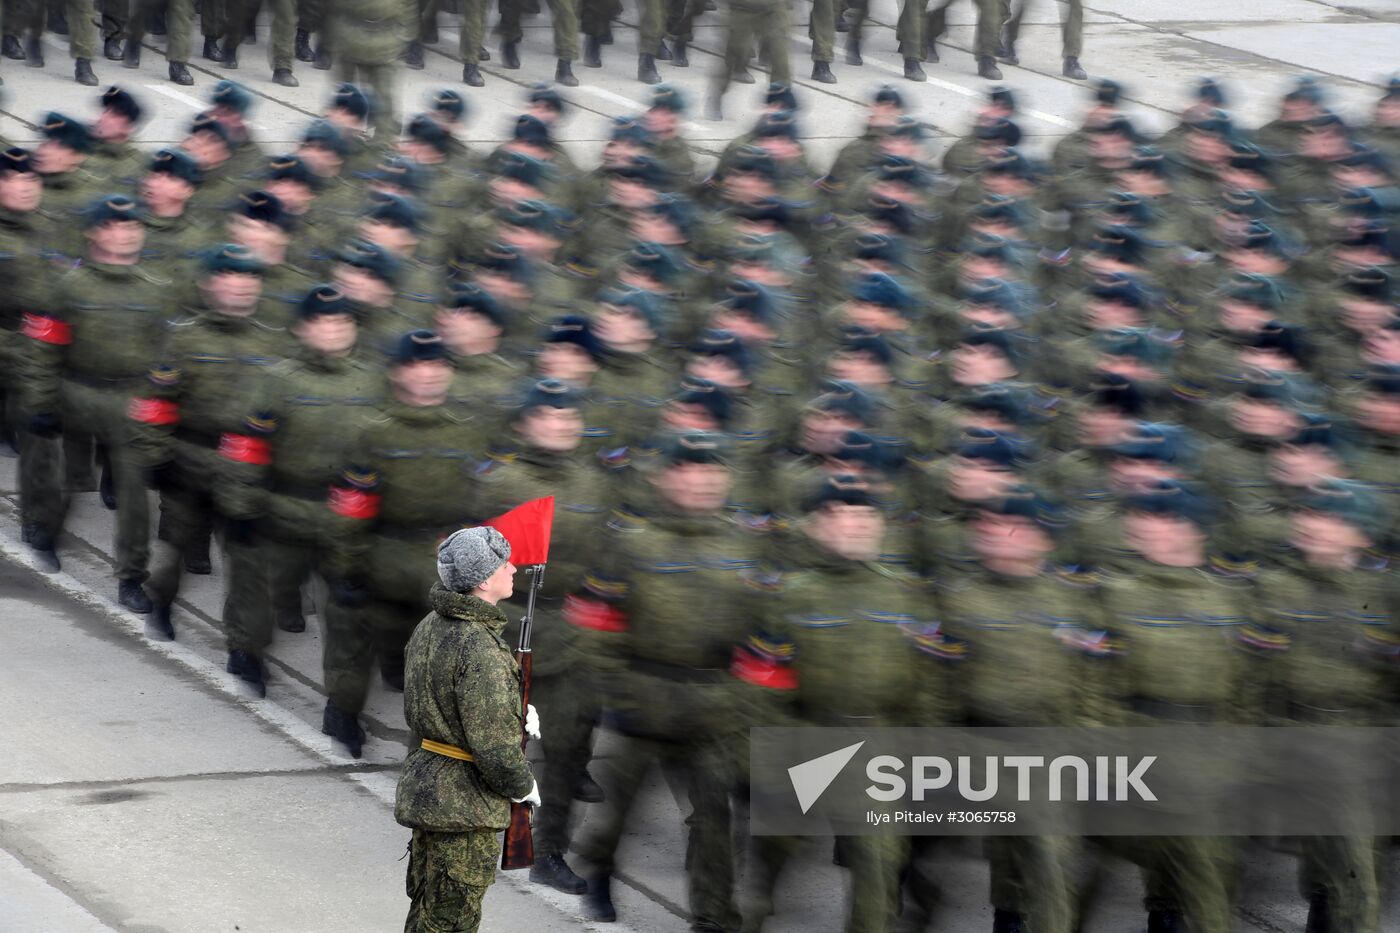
[501,563,544,870]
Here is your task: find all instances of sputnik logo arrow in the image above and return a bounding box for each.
[788,741,865,814]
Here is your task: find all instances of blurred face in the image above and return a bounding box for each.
[359,219,417,256]
[711,310,773,343]
[1377,97,1400,128]
[436,309,502,351]
[829,350,891,387]
[202,271,263,313]
[476,270,530,306]
[396,139,442,165]
[1217,300,1273,334]
[1227,248,1287,276]
[537,342,597,383]
[1236,347,1298,372]
[93,109,135,143]
[0,171,43,212]
[947,458,1016,503]
[491,176,539,207]
[181,132,230,170]
[1230,398,1301,438]
[842,301,905,334]
[1090,132,1134,163]
[475,561,518,605]
[1363,327,1400,366]
[809,503,884,561]
[87,219,146,260]
[333,264,394,307]
[879,136,919,160]
[1299,128,1349,161]
[391,359,453,404]
[869,101,901,128]
[1291,511,1369,563]
[687,355,748,390]
[971,512,1051,566]
[1270,444,1342,488]
[499,224,560,260]
[800,410,861,455]
[1078,407,1134,447]
[1356,393,1400,433]
[518,405,583,452]
[296,142,342,175]
[1085,299,1143,331]
[631,212,683,245]
[608,177,657,210]
[593,305,654,349]
[33,141,82,175]
[654,462,731,512]
[296,313,358,356]
[644,107,679,137]
[1110,457,1178,493]
[1125,512,1203,560]
[662,402,720,433]
[140,170,194,208]
[1185,130,1228,165]
[528,102,560,126]
[229,215,290,258]
[758,136,802,164]
[951,344,1016,386]
[266,178,313,213]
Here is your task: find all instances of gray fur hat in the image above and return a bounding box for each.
[437,527,511,593]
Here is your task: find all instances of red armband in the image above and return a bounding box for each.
[218,433,272,466]
[128,397,180,426]
[730,646,799,690]
[564,595,629,633]
[21,313,73,346]
[328,485,381,520]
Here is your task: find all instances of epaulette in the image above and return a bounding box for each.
[606,508,647,533]
[1209,553,1259,579]
[1054,564,1102,589]
[132,265,173,287]
[1054,627,1125,658]
[146,364,181,387]
[1235,622,1291,654]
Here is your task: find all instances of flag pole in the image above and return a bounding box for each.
[501,562,545,871]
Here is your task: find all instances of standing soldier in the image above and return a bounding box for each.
[394,525,541,933]
[897,0,1002,81]
[129,244,290,642]
[473,378,616,894]
[18,195,165,609]
[320,329,485,757]
[123,0,197,83]
[497,0,579,86]
[704,0,791,121]
[88,87,146,190]
[332,0,411,134]
[221,0,301,85]
[998,0,1087,80]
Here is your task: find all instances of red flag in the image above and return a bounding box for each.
[482,497,555,566]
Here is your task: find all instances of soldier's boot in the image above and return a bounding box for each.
[151,9,167,35]
[28,528,61,574]
[835,8,848,31]
[226,649,267,697]
[903,57,926,81]
[582,874,617,922]
[119,580,153,614]
[501,40,520,69]
[122,41,141,69]
[637,53,659,84]
[104,36,124,61]
[462,62,484,85]
[583,35,602,67]
[992,909,1025,933]
[147,603,175,640]
[601,24,613,43]
[322,702,365,758]
[479,45,490,60]
[185,539,212,575]
[98,461,117,508]
[404,40,424,69]
[923,37,938,62]
[529,853,588,894]
[169,62,193,84]
[224,46,239,68]
[996,28,1017,63]
[672,42,687,67]
[811,61,836,84]
[574,769,605,802]
[295,29,313,61]
[203,38,225,62]
[977,56,1002,80]
[1062,56,1086,80]
[3,35,26,60]
[75,58,99,84]
[555,59,578,86]
[277,610,306,633]
[273,68,299,86]
[656,38,672,61]
[845,36,861,65]
[1305,893,1328,933]
[313,46,332,69]
[1147,910,1180,933]
[24,38,43,68]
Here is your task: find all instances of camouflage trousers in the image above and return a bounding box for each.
[404,828,496,933]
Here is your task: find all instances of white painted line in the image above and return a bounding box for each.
[144,83,270,133]
[574,85,708,134]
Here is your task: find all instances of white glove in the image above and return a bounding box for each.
[511,779,542,808]
[525,703,542,740]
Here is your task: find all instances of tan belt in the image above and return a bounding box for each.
[420,739,475,762]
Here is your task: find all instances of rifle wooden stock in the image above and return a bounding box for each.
[501,648,534,870]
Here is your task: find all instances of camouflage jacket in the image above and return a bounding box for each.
[395,584,534,832]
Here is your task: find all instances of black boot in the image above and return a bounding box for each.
[104,36,123,60]
[529,853,588,894]
[462,62,483,86]
[574,769,605,802]
[147,604,175,641]
[1062,56,1086,79]
[923,38,939,62]
[272,67,298,86]
[992,909,1024,933]
[404,39,424,69]
[226,649,266,697]
[479,45,489,60]
[845,36,862,65]
[997,29,1018,64]
[1305,892,1328,933]
[24,38,43,68]
[223,46,238,69]
[184,542,212,576]
[169,61,193,84]
[295,28,313,61]
[313,46,332,69]
[121,40,140,68]
[245,20,257,42]
[119,580,153,614]
[977,56,1002,80]
[555,58,578,86]
[75,58,98,85]
[277,611,306,633]
[656,38,672,61]
[811,60,835,83]
[637,52,659,84]
[203,37,224,62]
[501,40,520,69]
[99,462,116,509]
[671,41,687,67]
[3,35,25,60]
[322,702,365,758]
[583,34,602,67]
[582,874,617,922]
[28,528,60,574]
[903,57,926,81]
[1147,910,1181,933]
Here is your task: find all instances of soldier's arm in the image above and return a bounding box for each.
[323,416,381,585]
[126,323,183,472]
[561,509,639,673]
[1067,572,1131,727]
[456,640,535,800]
[17,271,74,418]
[211,379,279,522]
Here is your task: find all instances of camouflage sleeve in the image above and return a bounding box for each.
[17,273,75,416]
[211,383,279,522]
[1074,574,1133,727]
[323,415,381,583]
[728,565,800,717]
[126,324,182,471]
[456,639,535,800]
[561,509,639,675]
